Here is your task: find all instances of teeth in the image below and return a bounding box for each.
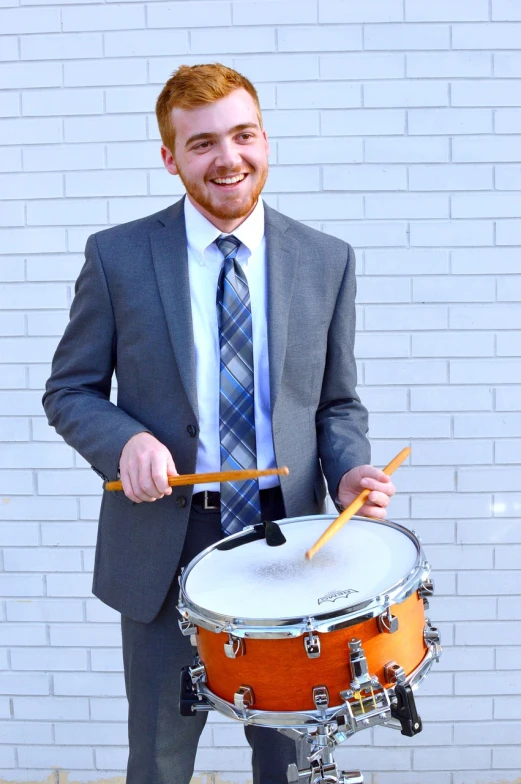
[213,174,245,184]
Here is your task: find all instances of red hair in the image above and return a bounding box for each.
[156,63,262,152]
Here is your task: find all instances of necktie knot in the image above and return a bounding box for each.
[216,234,241,260]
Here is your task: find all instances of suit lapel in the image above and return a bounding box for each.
[148,199,298,424]
[264,203,300,415]
[149,198,198,420]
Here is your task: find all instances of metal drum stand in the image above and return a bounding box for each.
[284,723,364,784]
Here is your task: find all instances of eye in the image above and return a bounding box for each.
[193,141,211,150]
[238,133,254,141]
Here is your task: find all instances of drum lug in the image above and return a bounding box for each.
[188,660,207,685]
[424,618,442,662]
[180,659,213,717]
[179,659,209,717]
[179,618,198,646]
[377,598,399,634]
[384,661,406,685]
[304,631,321,659]
[312,685,330,711]
[418,578,435,609]
[224,633,245,659]
[234,685,255,714]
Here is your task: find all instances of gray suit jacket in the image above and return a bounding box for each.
[43,198,370,622]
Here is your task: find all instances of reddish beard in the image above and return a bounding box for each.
[175,164,269,221]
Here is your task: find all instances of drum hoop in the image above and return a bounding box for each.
[178,515,429,639]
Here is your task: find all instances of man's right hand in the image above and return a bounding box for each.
[119,432,178,503]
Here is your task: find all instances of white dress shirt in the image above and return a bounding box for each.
[184,196,278,492]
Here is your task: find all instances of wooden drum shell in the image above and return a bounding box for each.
[195,591,426,712]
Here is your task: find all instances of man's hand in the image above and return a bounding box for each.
[119,432,178,503]
[337,465,396,519]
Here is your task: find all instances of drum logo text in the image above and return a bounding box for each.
[318,589,358,605]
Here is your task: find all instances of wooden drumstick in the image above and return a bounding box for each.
[305,446,411,561]
[104,466,289,492]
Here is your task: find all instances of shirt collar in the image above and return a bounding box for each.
[184,195,265,265]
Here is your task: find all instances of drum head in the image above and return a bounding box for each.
[183,515,419,623]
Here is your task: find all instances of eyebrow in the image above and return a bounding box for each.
[185,123,259,148]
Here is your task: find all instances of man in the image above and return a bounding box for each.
[44,64,395,784]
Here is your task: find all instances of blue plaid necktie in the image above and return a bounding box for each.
[216,234,261,535]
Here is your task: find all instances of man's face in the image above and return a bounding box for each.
[161,89,270,231]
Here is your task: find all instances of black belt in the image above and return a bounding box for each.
[192,486,281,512]
[191,490,220,510]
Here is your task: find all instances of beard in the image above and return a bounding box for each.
[175,162,269,222]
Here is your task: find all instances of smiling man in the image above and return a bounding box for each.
[44,64,395,784]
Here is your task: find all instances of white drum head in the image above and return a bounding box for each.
[183,515,419,622]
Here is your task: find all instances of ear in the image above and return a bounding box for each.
[262,129,270,158]
[161,145,179,176]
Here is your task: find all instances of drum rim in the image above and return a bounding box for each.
[178,515,430,638]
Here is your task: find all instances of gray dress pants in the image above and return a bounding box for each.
[122,492,306,784]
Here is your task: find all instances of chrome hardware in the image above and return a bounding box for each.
[312,686,329,711]
[178,619,196,636]
[224,633,245,659]
[377,598,399,634]
[288,758,352,784]
[418,578,435,609]
[286,763,304,783]
[234,685,254,716]
[188,660,206,685]
[180,664,212,716]
[384,661,406,685]
[287,723,364,784]
[179,619,198,646]
[340,681,391,734]
[288,762,364,784]
[332,725,349,746]
[192,641,439,730]
[304,631,321,659]
[341,639,392,732]
[279,727,306,742]
[348,639,370,686]
[424,619,442,662]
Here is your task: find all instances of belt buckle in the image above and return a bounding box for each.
[203,491,220,511]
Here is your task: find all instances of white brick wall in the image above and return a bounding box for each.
[1,0,520,782]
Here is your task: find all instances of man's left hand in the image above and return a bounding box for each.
[337,465,396,519]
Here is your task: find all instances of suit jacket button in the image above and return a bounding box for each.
[187,424,197,438]
[176,496,187,509]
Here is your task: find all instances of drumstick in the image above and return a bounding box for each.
[104,466,289,492]
[305,447,411,560]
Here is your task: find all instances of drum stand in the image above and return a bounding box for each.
[283,724,363,784]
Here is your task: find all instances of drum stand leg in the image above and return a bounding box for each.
[285,725,363,784]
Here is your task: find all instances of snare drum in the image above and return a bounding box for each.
[178,515,440,730]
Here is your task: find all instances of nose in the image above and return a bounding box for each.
[215,139,242,172]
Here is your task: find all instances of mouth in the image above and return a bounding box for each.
[210,173,248,188]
